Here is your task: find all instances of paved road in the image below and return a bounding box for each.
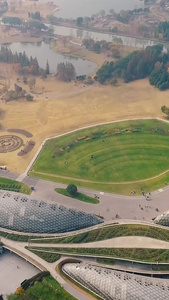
[2,237,90,300]
[21,176,169,222]
[0,169,19,180]
[2,170,169,224]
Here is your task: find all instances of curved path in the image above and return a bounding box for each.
[25,236,169,250]
[2,237,90,300]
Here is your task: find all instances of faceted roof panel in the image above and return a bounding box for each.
[62,263,169,300]
[0,191,103,234]
[154,210,169,226]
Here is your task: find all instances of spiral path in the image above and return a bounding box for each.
[0,135,23,153]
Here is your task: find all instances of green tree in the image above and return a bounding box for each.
[96,61,114,84]
[66,184,77,196]
[45,60,50,75]
[111,78,118,86]
[76,17,83,26]
[2,16,22,26]
[56,62,76,82]
[26,94,33,101]
[150,69,169,90]
[93,42,101,54]
[161,106,169,119]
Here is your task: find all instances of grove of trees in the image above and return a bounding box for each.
[28,11,41,21]
[158,22,169,40]
[2,16,48,32]
[56,62,76,81]
[0,46,50,77]
[2,16,22,26]
[95,44,169,90]
[83,38,120,57]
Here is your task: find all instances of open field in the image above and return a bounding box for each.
[30,119,169,193]
[1,76,169,179]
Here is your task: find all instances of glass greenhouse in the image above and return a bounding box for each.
[154,210,169,226]
[0,191,103,233]
[62,262,169,300]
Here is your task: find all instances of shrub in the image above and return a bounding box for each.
[66,184,77,196]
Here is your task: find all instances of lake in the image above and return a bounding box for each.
[6,41,98,75]
[41,0,144,18]
[0,250,39,299]
[52,25,156,49]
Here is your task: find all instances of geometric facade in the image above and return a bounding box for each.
[62,263,169,300]
[0,191,103,234]
[154,210,169,227]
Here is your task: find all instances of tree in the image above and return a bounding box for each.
[28,78,36,91]
[26,94,33,101]
[45,60,50,75]
[93,42,101,54]
[96,61,114,84]
[15,286,24,295]
[149,69,169,90]
[56,62,76,82]
[111,78,118,86]
[76,17,83,26]
[100,9,106,17]
[66,184,77,196]
[109,9,115,15]
[161,106,169,119]
[2,16,22,26]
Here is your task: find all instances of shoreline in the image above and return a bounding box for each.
[0,36,43,45]
[46,21,168,47]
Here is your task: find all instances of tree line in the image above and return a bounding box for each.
[83,38,121,57]
[95,44,169,90]
[2,16,48,31]
[0,46,77,81]
[0,46,49,77]
[28,11,41,21]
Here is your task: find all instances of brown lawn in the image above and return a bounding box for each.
[0,75,168,173]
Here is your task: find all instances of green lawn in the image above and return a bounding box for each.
[29,248,61,262]
[1,224,169,244]
[27,247,169,263]
[55,188,99,204]
[30,224,169,244]
[30,119,169,194]
[7,275,76,300]
[0,177,31,194]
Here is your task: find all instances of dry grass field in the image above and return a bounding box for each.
[0,75,169,174]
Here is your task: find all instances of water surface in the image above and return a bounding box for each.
[0,250,39,298]
[52,25,156,49]
[41,0,143,18]
[7,41,98,75]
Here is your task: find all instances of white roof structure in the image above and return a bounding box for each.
[0,191,103,234]
[154,210,169,227]
[62,263,169,300]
